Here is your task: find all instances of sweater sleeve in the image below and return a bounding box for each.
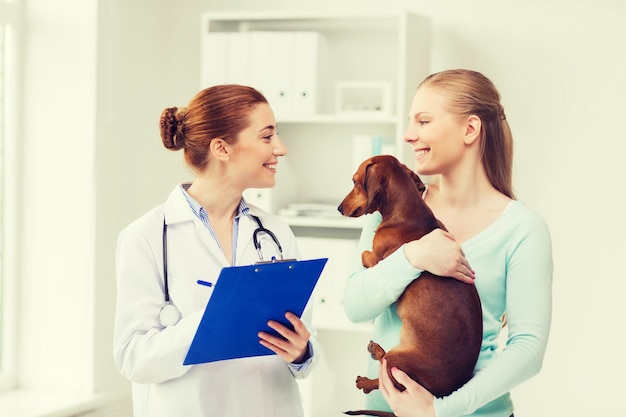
[435,211,553,417]
[343,212,424,323]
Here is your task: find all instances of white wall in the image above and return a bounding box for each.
[58,0,626,415]
[18,0,97,393]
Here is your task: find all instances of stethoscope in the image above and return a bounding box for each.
[158,214,285,327]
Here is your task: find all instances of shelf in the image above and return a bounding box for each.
[203,10,413,32]
[279,113,397,124]
[315,321,374,333]
[281,215,366,230]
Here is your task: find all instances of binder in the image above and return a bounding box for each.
[249,31,294,117]
[201,32,227,87]
[225,32,251,85]
[292,31,320,115]
[201,30,321,116]
[183,258,328,365]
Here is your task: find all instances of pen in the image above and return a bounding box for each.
[197,280,213,287]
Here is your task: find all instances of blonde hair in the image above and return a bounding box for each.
[419,69,515,199]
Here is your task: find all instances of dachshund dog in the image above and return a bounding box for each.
[337,155,483,417]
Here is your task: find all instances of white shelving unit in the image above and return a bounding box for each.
[201,10,431,217]
[201,10,431,416]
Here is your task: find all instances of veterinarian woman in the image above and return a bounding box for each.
[113,85,318,417]
[343,69,552,417]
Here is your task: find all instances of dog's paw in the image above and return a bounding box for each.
[367,341,386,360]
[362,251,378,268]
[355,376,367,389]
[355,376,378,394]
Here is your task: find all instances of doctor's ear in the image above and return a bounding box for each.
[209,138,231,161]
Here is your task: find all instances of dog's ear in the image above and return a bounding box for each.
[363,161,383,210]
[407,168,426,194]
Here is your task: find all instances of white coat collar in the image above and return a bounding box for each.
[161,184,271,266]
[162,183,261,225]
[163,184,197,226]
[162,184,230,265]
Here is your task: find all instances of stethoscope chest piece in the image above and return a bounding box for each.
[159,302,181,327]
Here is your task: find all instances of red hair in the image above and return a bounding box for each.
[159,84,268,171]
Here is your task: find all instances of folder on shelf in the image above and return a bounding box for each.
[201,32,228,87]
[292,31,320,115]
[183,257,328,365]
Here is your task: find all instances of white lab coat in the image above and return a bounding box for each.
[113,185,319,417]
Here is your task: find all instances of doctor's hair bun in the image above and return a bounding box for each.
[160,106,187,150]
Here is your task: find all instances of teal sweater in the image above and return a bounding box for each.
[343,201,553,417]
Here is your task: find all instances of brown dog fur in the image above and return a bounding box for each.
[337,155,483,417]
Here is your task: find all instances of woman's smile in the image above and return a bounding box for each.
[414,147,430,159]
[264,162,277,173]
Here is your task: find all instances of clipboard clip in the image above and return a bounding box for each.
[255,257,297,265]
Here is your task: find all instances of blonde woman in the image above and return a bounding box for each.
[344,69,552,417]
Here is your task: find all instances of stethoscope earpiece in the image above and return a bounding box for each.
[159,302,181,327]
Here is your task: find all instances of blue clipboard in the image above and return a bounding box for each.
[183,257,328,365]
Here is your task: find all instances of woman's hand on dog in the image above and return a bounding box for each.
[403,229,475,284]
[258,312,311,364]
[379,358,436,417]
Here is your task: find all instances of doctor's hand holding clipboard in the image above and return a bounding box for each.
[259,310,312,363]
[113,85,322,417]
